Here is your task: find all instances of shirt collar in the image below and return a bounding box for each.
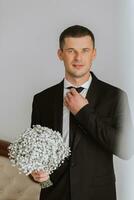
[64,73,92,90]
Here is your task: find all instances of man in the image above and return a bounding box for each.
[31,25,133,200]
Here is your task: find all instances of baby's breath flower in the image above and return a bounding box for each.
[8,125,71,176]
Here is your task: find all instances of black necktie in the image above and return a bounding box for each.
[67,86,84,93]
[67,86,84,149]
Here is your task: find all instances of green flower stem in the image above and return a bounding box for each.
[40,177,53,188]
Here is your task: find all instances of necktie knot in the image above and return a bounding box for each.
[67,86,84,93]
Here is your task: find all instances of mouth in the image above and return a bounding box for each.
[72,64,84,69]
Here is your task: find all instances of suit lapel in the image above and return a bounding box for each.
[53,80,64,135]
[86,72,98,107]
[72,72,99,150]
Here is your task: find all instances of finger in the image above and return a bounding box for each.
[64,98,68,106]
[66,90,73,97]
[64,98,70,110]
[64,94,71,103]
[37,173,49,180]
[34,174,49,181]
[32,170,42,175]
[37,178,45,183]
[33,170,49,177]
[66,93,73,101]
[34,177,49,182]
[36,174,49,178]
[70,88,78,95]
[64,96,68,103]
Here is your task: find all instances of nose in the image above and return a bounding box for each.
[74,52,82,62]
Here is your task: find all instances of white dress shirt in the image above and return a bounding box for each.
[62,74,92,147]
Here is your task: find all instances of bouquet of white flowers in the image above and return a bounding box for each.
[8,125,71,188]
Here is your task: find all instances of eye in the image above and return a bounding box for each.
[65,49,75,53]
[68,49,73,53]
[83,48,90,53]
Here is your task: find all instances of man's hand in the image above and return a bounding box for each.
[31,170,49,183]
[64,88,88,115]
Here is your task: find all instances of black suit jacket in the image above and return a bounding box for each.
[31,72,133,200]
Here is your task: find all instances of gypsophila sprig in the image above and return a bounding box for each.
[8,125,71,176]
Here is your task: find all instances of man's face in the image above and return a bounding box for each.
[58,36,96,80]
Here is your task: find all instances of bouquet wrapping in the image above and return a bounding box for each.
[8,125,71,188]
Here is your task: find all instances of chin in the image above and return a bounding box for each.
[71,73,88,79]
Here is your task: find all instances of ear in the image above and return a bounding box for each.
[57,49,63,61]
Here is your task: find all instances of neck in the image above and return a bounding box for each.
[65,73,90,86]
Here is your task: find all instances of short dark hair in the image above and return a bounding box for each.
[59,25,95,49]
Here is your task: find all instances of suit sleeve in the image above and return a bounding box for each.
[75,91,134,159]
